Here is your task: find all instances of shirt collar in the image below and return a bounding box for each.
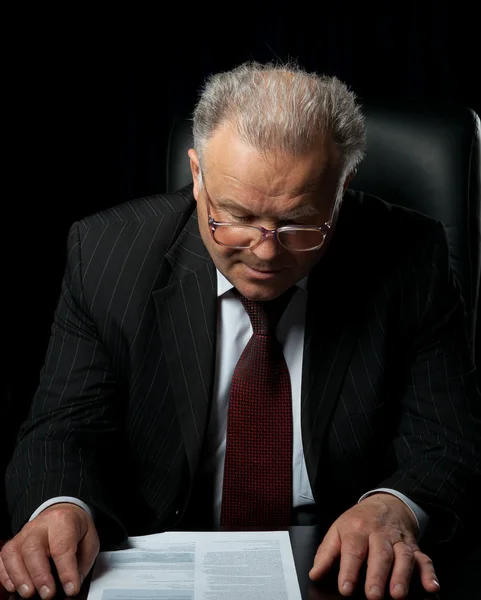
[216,269,308,298]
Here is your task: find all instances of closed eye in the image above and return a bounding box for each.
[230,214,253,222]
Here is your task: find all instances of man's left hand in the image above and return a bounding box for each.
[309,493,440,599]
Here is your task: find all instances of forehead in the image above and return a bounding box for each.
[202,124,341,215]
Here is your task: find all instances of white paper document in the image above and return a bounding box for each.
[88,530,302,600]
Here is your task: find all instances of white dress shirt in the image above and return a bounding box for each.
[31,270,427,537]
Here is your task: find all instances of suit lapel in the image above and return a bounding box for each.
[152,210,217,481]
[300,209,364,492]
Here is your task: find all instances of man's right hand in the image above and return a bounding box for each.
[0,503,99,599]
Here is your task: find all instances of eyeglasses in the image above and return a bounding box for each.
[204,180,331,252]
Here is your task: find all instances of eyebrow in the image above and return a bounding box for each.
[215,198,321,221]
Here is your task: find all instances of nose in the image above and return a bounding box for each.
[249,233,283,262]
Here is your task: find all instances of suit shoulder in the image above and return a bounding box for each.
[78,185,195,229]
[334,189,450,287]
[65,185,197,279]
[342,188,443,244]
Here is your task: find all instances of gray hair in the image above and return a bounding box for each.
[192,61,366,178]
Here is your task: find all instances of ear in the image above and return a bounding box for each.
[188,148,201,201]
[342,168,357,192]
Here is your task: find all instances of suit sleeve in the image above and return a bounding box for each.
[377,221,481,544]
[5,222,127,545]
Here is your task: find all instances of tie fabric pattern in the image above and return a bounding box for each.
[220,287,295,528]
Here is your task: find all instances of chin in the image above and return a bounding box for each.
[221,262,297,300]
[236,279,291,301]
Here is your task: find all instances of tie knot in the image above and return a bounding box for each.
[234,287,295,335]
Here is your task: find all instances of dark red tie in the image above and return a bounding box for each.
[220,288,295,528]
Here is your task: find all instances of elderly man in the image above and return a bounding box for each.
[2,62,480,600]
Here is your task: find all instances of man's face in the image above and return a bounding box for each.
[189,123,346,301]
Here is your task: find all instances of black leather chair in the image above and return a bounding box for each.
[166,105,481,365]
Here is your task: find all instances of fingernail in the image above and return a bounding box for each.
[369,585,383,598]
[393,583,405,595]
[342,581,354,594]
[19,584,30,597]
[4,579,15,593]
[433,579,440,587]
[64,582,75,596]
[40,585,51,599]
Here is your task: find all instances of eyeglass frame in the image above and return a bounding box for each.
[202,178,332,252]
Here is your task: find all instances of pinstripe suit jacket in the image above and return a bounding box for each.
[6,185,481,546]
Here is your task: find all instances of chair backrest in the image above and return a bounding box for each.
[165,105,481,357]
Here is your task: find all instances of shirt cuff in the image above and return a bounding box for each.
[358,488,428,539]
[29,497,94,522]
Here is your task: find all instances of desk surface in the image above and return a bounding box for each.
[4,525,479,600]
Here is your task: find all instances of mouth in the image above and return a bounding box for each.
[244,264,284,279]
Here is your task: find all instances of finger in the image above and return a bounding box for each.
[22,536,58,599]
[309,528,341,581]
[48,520,83,597]
[414,550,440,593]
[364,534,394,600]
[337,532,368,597]
[0,553,16,594]
[1,540,37,598]
[388,541,415,599]
[76,524,100,585]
